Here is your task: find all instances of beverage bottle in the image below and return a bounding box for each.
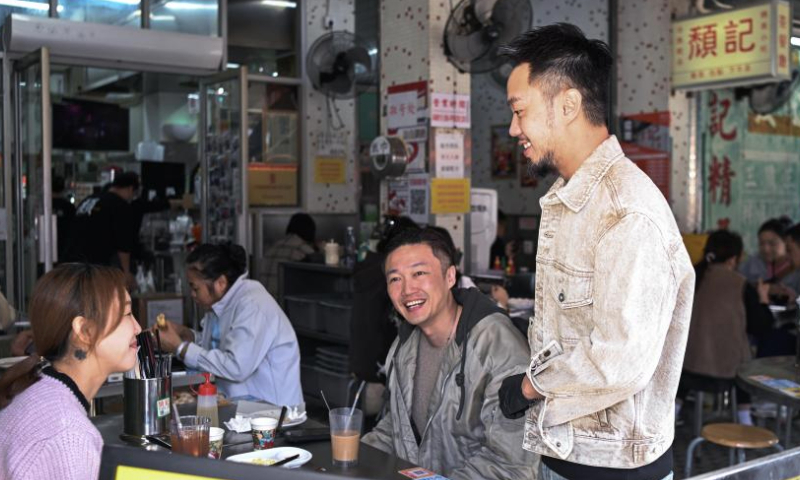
[506,257,516,275]
[344,226,357,269]
[196,373,219,428]
[493,256,502,270]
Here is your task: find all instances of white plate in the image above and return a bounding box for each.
[0,356,27,369]
[226,446,312,468]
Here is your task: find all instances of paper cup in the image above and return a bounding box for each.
[208,427,225,459]
[251,417,278,450]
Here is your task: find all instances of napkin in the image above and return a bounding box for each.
[224,414,252,433]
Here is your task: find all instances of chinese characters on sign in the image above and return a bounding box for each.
[708,155,736,206]
[387,81,428,132]
[672,1,791,89]
[708,92,737,141]
[430,92,471,128]
[434,131,465,178]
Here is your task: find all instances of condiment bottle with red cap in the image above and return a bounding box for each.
[196,373,219,428]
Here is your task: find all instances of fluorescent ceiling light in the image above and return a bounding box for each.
[163,1,217,10]
[150,14,176,20]
[792,36,800,47]
[271,71,278,77]
[261,0,296,7]
[368,48,378,55]
[0,0,49,11]
[101,0,140,5]
[226,62,240,69]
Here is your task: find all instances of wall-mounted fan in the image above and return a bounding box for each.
[306,31,377,99]
[443,0,533,74]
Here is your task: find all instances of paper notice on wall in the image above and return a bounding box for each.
[314,157,347,184]
[387,178,410,216]
[430,92,470,128]
[316,131,348,157]
[408,173,429,225]
[388,90,419,130]
[406,141,426,173]
[435,131,464,178]
[430,178,470,214]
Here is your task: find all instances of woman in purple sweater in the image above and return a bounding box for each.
[0,263,142,480]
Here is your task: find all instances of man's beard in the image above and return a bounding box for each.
[527,150,557,178]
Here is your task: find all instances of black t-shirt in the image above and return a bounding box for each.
[67,191,136,265]
[542,445,673,480]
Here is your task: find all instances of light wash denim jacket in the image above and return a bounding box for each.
[523,136,695,469]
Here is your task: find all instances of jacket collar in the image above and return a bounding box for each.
[211,273,248,317]
[542,135,625,213]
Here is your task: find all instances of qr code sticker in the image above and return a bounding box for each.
[410,189,426,215]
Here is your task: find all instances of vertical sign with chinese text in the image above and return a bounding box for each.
[430,92,471,128]
[672,0,791,90]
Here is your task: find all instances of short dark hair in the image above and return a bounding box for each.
[383,227,457,273]
[785,223,800,245]
[759,217,792,237]
[286,213,316,244]
[112,172,140,189]
[500,23,612,126]
[187,243,247,288]
[695,229,743,288]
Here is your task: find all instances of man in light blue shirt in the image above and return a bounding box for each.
[160,244,303,406]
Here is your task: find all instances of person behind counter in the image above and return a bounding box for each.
[158,243,303,406]
[262,213,318,294]
[362,227,537,480]
[0,264,142,480]
[65,172,141,287]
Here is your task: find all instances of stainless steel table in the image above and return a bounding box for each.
[92,402,417,479]
[737,355,800,446]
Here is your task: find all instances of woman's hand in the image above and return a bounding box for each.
[154,320,190,353]
[757,279,771,305]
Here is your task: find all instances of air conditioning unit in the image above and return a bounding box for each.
[3,14,224,75]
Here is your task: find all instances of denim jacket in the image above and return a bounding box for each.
[523,136,695,469]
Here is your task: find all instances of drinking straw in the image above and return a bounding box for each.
[172,404,182,428]
[349,380,366,417]
[320,390,331,412]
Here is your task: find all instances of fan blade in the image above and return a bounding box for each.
[345,46,372,71]
[319,69,353,95]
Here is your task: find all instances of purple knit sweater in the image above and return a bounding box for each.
[0,375,102,480]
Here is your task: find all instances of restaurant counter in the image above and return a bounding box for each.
[92,402,418,479]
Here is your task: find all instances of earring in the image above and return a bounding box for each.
[74,349,87,361]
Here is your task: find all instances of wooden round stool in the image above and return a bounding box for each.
[685,423,783,477]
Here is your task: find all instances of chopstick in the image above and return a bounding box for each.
[271,454,300,467]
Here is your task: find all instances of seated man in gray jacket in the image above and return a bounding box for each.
[362,227,537,480]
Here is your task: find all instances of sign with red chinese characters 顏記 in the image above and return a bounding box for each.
[430,92,470,129]
[672,0,791,90]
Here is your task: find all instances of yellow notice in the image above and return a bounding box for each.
[430,178,470,214]
[672,1,791,89]
[248,165,297,206]
[314,157,347,184]
[115,465,225,480]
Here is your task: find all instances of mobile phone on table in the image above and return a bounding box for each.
[284,428,330,443]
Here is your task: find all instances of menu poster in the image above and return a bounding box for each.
[435,131,465,179]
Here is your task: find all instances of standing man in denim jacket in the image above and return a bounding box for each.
[497,24,695,480]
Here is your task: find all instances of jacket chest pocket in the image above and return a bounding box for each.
[550,267,593,341]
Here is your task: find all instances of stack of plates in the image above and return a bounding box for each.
[315,346,349,374]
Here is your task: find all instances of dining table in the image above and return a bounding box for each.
[736,355,800,447]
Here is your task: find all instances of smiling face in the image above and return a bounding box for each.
[385,243,456,330]
[93,292,141,375]
[759,230,786,263]
[507,63,559,177]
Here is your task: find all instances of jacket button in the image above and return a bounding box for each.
[543,350,550,357]
[558,292,565,302]
[556,442,562,448]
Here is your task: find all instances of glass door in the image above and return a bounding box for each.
[199,67,249,248]
[12,48,52,308]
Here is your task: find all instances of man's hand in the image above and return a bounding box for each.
[521,373,542,401]
[491,285,509,310]
[499,373,534,419]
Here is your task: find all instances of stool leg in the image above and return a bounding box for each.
[731,387,738,423]
[694,391,704,437]
[785,407,794,447]
[737,448,745,464]
[728,447,735,466]
[685,437,705,478]
[774,443,784,453]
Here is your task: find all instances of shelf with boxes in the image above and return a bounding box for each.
[278,262,356,408]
